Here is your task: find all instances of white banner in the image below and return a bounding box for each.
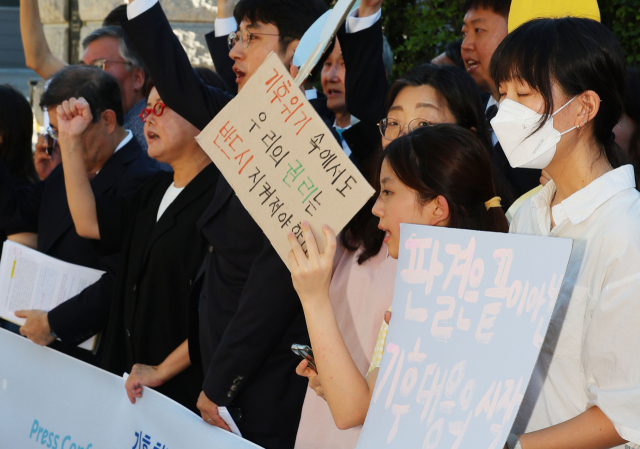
[0,328,262,449]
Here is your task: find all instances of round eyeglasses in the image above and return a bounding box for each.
[139,102,166,123]
[378,117,432,140]
[227,28,281,51]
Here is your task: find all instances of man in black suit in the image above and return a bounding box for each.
[121,0,327,447]
[4,65,158,362]
[461,0,540,202]
[204,0,379,175]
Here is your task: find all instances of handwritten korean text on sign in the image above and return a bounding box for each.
[356,224,572,449]
[196,53,375,268]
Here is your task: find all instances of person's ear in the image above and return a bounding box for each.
[282,39,299,68]
[132,67,146,93]
[101,109,118,134]
[575,90,600,130]
[429,195,450,227]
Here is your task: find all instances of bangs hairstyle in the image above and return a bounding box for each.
[234,0,327,53]
[490,17,626,167]
[377,124,508,233]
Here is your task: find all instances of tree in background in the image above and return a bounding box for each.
[325,0,639,79]
[601,0,640,65]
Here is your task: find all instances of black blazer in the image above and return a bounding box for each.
[99,164,219,412]
[205,31,238,97]
[0,138,158,357]
[338,20,389,126]
[122,5,309,448]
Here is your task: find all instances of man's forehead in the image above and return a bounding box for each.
[463,7,504,24]
[81,37,121,62]
[239,18,276,32]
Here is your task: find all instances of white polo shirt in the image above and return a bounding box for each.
[510,165,640,448]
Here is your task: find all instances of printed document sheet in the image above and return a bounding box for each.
[0,240,104,350]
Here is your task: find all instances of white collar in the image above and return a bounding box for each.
[486,95,499,112]
[114,129,134,154]
[94,130,133,175]
[333,115,360,131]
[533,165,636,228]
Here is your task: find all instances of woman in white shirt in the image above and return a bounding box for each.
[489,17,640,449]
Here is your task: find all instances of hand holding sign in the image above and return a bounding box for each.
[355,224,573,449]
[288,222,336,304]
[196,53,374,269]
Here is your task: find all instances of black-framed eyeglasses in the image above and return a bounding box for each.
[88,59,133,71]
[139,102,166,123]
[378,117,432,141]
[227,28,281,51]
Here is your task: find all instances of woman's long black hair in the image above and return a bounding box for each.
[0,85,38,184]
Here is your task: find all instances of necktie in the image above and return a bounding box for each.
[486,104,498,122]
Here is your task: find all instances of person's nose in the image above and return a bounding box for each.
[329,65,340,82]
[461,33,474,52]
[372,196,384,218]
[229,39,244,61]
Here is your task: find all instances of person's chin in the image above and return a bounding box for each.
[388,241,399,259]
[147,146,166,163]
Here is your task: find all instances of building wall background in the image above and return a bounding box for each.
[40,0,221,67]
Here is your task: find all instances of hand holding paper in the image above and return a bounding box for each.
[126,364,166,404]
[197,391,232,432]
[14,309,55,346]
[288,222,336,306]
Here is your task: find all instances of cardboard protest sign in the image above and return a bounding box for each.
[196,53,375,268]
[356,224,573,449]
[0,328,262,449]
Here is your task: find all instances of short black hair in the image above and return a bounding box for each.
[0,85,38,183]
[102,4,127,27]
[490,17,626,167]
[40,65,124,126]
[234,0,327,52]
[463,0,511,18]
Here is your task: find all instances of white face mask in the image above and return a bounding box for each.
[490,96,578,169]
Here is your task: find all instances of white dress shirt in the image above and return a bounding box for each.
[95,130,133,175]
[486,95,499,146]
[510,165,640,448]
[156,182,184,222]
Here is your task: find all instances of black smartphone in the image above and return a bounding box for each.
[44,134,56,157]
[291,343,317,372]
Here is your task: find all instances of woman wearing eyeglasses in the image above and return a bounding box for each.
[55,73,224,412]
[292,63,500,448]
